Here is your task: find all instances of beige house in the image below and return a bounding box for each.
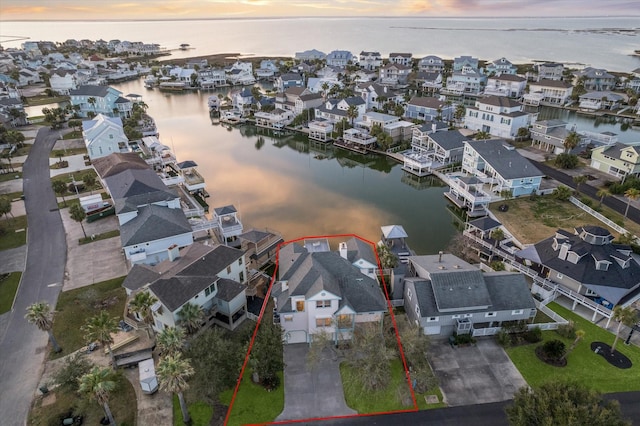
[590,143,640,180]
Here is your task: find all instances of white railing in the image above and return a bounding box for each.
[568,197,640,244]
[555,285,612,318]
[535,300,569,324]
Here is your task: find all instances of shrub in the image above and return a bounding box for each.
[540,339,566,361]
[524,326,542,343]
[496,329,511,348]
[556,321,576,339]
[580,196,592,207]
[552,186,572,201]
[454,333,475,345]
[554,153,579,169]
[490,261,506,271]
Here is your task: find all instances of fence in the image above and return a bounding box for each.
[568,196,640,244]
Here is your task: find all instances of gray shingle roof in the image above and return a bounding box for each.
[120,204,191,247]
[409,96,445,109]
[216,278,246,302]
[429,130,467,151]
[466,140,543,180]
[122,264,160,292]
[431,270,492,311]
[92,152,148,179]
[104,168,173,200]
[468,217,502,232]
[149,276,213,312]
[345,237,377,266]
[479,96,522,108]
[69,85,110,97]
[239,229,272,244]
[214,205,237,215]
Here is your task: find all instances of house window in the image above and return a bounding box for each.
[557,273,563,279]
[316,300,331,308]
[464,313,473,318]
[296,300,305,312]
[485,312,497,318]
[315,317,332,327]
[415,306,420,315]
[227,265,232,274]
[427,317,438,322]
[284,315,293,322]
[407,289,412,300]
[239,271,244,282]
[452,315,461,319]
[512,309,524,315]
[238,258,242,265]
[204,283,215,297]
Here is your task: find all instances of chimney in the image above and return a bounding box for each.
[432,123,437,133]
[167,244,179,262]
[438,251,443,262]
[339,242,348,260]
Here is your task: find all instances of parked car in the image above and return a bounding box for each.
[118,320,133,332]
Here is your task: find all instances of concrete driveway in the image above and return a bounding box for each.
[276,344,356,422]
[429,338,526,407]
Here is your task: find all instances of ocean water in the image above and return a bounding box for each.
[1,17,640,71]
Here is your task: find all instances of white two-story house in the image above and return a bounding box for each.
[464,96,530,139]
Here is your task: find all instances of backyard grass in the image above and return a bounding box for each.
[341,358,444,413]
[220,371,284,426]
[50,147,88,157]
[491,196,627,245]
[173,396,213,426]
[25,94,69,106]
[0,215,28,250]
[28,371,136,426]
[62,130,82,140]
[0,191,24,201]
[506,302,640,393]
[14,143,33,157]
[0,272,21,314]
[51,276,127,359]
[0,172,22,183]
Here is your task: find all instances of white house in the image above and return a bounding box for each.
[464,96,530,139]
[358,51,382,70]
[379,63,411,86]
[485,57,517,76]
[49,70,79,95]
[419,55,445,73]
[272,239,387,344]
[524,79,573,106]
[82,114,129,160]
[326,50,354,67]
[389,53,413,67]
[484,74,527,98]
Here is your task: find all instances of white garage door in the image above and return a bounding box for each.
[284,330,308,344]
[424,326,441,335]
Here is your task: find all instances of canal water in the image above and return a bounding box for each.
[111,79,460,254]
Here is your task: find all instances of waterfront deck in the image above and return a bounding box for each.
[333,138,369,154]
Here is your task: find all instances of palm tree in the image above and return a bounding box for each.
[82,311,119,367]
[0,196,12,221]
[563,131,580,153]
[573,175,588,195]
[321,82,330,102]
[69,203,87,238]
[52,180,68,206]
[596,188,610,207]
[611,306,637,354]
[25,302,61,353]
[475,131,491,140]
[624,188,640,218]
[78,367,117,426]
[129,291,158,338]
[87,97,97,114]
[157,353,195,425]
[454,104,466,124]
[177,303,203,335]
[83,173,96,194]
[561,329,585,361]
[156,326,185,356]
[346,104,358,126]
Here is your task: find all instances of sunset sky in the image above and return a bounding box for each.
[1,0,638,20]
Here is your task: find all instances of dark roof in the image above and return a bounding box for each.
[216,278,246,302]
[466,139,543,180]
[408,96,446,109]
[122,264,160,291]
[431,270,491,310]
[92,152,148,179]
[69,85,111,97]
[483,273,536,311]
[429,130,467,151]
[149,276,214,312]
[345,237,378,266]
[494,74,526,82]
[239,229,273,244]
[342,96,365,106]
[177,160,198,169]
[520,227,640,304]
[479,96,522,108]
[598,143,640,162]
[281,73,303,81]
[104,168,170,199]
[416,121,448,133]
[531,79,572,88]
[120,204,191,246]
[468,217,502,232]
[180,244,243,277]
[214,205,237,215]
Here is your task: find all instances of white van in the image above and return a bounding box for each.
[138,358,158,394]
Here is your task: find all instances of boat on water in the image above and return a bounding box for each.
[144,75,158,88]
[208,95,220,111]
[158,81,188,91]
[180,43,190,50]
[220,110,246,125]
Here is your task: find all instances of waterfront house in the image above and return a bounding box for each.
[352,69,377,83]
[414,72,443,94]
[339,237,379,280]
[70,85,133,118]
[317,96,366,124]
[123,243,249,332]
[524,79,573,106]
[536,62,564,81]
[578,91,624,111]
[405,96,453,122]
[590,142,640,180]
[275,87,323,115]
[308,119,334,142]
[485,57,517,76]
[213,205,243,248]
[464,96,530,139]
[575,67,616,91]
[358,51,382,70]
[275,73,305,92]
[256,60,279,79]
[389,53,412,67]
[238,229,284,271]
[462,139,544,196]
[379,63,411,86]
[484,74,527,98]
[231,88,254,115]
[198,68,227,89]
[517,226,640,314]
[403,129,467,176]
[82,114,129,160]
[444,175,493,216]
[418,55,445,73]
[444,60,486,95]
[326,50,354,67]
[530,119,573,154]
[168,67,197,85]
[403,253,536,337]
[453,56,479,72]
[410,121,449,150]
[626,68,640,93]
[295,49,326,61]
[254,108,294,130]
[271,240,387,344]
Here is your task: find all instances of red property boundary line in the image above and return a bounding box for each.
[224,233,419,425]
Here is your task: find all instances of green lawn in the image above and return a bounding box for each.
[0,172,22,183]
[341,358,444,413]
[0,215,27,251]
[62,130,82,140]
[506,302,640,393]
[50,147,88,157]
[0,272,21,314]
[173,396,213,426]
[51,276,127,359]
[25,94,69,106]
[0,191,24,201]
[220,371,284,426]
[28,371,136,426]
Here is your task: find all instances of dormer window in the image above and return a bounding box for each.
[595,260,610,271]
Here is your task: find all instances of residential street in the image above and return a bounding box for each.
[0,127,67,425]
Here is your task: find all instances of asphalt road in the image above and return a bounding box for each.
[533,161,640,225]
[0,127,67,425]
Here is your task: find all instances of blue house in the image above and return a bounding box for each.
[70,85,132,118]
[405,96,454,122]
